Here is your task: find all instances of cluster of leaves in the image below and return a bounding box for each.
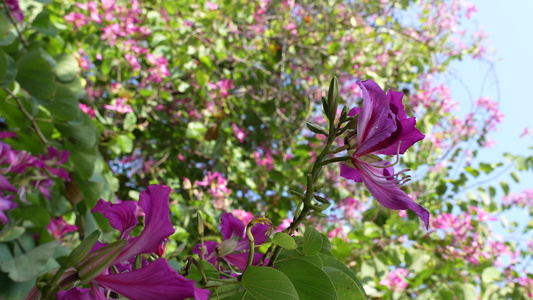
[0,0,532,299]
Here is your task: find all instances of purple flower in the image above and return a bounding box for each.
[47,217,78,241]
[61,185,209,300]
[6,0,23,23]
[39,147,70,182]
[340,80,429,229]
[193,212,270,272]
[0,193,17,225]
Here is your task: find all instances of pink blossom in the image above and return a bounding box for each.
[79,103,95,118]
[231,209,254,225]
[206,1,219,10]
[47,217,78,241]
[232,123,246,144]
[0,193,17,225]
[196,172,231,210]
[520,127,532,138]
[104,98,134,114]
[379,268,409,292]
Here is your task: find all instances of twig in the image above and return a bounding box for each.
[3,6,27,49]
[5,88,48,144]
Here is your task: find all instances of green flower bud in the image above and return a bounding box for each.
[77,239,127,284]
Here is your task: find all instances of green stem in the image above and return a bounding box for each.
[321,155,350,166]
[267,118,337,266]
[5,88,48,144]
[245,222,255,269]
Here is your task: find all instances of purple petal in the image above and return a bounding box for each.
[377,117,425,155]
[251,223,270,245]
[355,159,430,229]
[224,252,249,271]
[220,212,245,240]
[46,167,71,181]
[56,287,107,300]
[0,174,17,192]
[0,132,17,139]
[347,107,361,117]
[0,194,17,225]
[375,90,425,155]
[92,199,139,239]
[96,259,209,300]
[192,241,218,266]
[113,185,175,263]
[355,80,397,156]
[233,222,270,252]
[224,252,264,271]
[340,164,362,182]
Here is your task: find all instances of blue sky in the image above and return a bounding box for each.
[448,0,533,256]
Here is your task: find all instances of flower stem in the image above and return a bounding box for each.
[245,222,255,269]
[266,109,339,266]
[5,88,48,144]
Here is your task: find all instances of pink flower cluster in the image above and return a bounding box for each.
[502,189,533,207]
[252,147,274,171]
[379,268,408,292]
[47,217,78,242]
[431,206,503,266]
[208,79,235,99]
[231,123,246,144]
[475,96,503,133]
[79,103,96,118]
[65,0,171,85]
[519,276,533,298]
[104,98,133,114]
[196,171,231,210]
[0,133,70,224]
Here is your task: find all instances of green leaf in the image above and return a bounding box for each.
[0,226,25,242]
[0,54,17,88]
[67,144,98,180]
[0,12,10,37]
[303,227,322,256]
[0,48,7,83]
[481,267,501,284]
[55,114,98,149]
[452,283,477,300]
[277,259,337,300]
[45,83,80,121]
[510,171,519,183]
[32,11,57,37]
[318,254,365,296]
[324,267,366,300]
[185,260,219,281]
[0,242,57,282]
[117,134,134,153]
[54,53,79,82]
[306,122,328,136]
[123,112,137,131]
[186,121,206,139]
[500,181,509,196]
[15,50,56,99]
[241,266,298,300]
[272,232,296,250]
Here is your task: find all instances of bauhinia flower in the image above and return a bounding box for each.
[340,79,429,229]
[59,185,210,300]
[193,212,270,272]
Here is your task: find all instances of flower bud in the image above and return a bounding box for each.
[215,236,239,258]
[77,239,127,284]
[327,76,339,123]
